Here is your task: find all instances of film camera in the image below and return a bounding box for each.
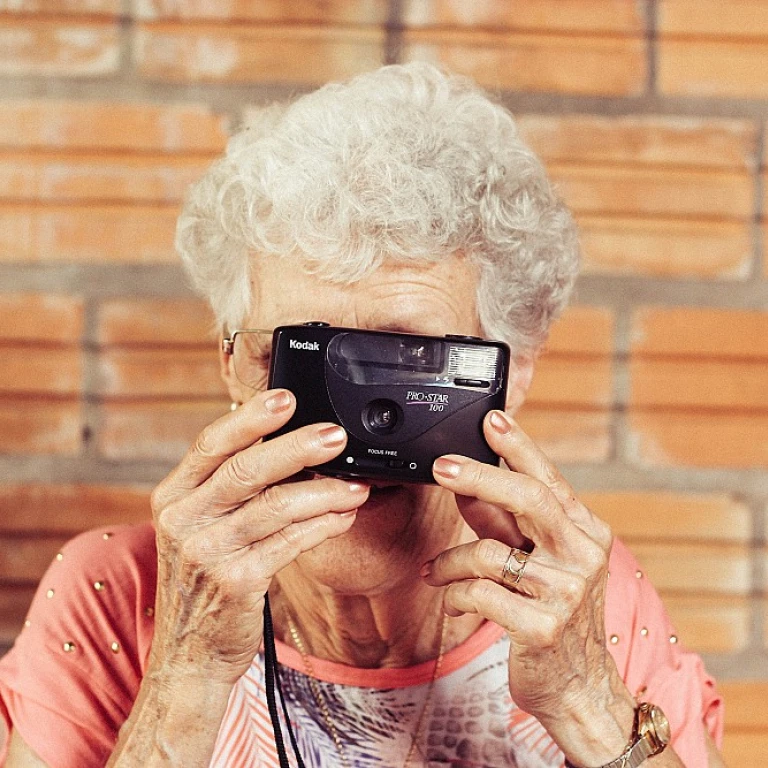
[267,323,510,483]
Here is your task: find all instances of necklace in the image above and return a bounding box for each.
[285,610,448,768]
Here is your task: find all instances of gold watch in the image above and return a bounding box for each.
[564,702,671,768]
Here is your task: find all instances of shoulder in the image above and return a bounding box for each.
[0,523,158,767]
[47,522,158,668]
[58,522,157,585]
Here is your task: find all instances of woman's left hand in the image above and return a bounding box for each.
[423,408,636,765]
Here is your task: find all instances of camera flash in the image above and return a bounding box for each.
[447,345,500,381]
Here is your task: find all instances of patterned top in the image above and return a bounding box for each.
[0,523,723,767]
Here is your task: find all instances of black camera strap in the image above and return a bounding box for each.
[263,593,306,768]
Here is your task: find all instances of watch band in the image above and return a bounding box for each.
[564,738,652,768]
[563,702,669,768]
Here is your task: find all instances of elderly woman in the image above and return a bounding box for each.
[2,64,723,768]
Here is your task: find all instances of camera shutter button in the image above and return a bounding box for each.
[303,321,330,327]
[445,334,482,341]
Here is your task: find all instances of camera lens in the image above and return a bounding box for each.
[363,399,402,435]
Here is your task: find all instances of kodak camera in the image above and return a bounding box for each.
[267,323,510,484]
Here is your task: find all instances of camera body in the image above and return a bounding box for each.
[267,323,510,484]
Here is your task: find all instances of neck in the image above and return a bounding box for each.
[270,497,483,668]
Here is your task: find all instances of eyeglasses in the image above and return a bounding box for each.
[222,329,273,391]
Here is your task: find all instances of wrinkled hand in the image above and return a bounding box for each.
[423,409,633,758]
[148,389,369,686]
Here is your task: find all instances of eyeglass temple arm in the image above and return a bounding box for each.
[221,329,273,356]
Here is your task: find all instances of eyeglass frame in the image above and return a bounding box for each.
[221,328,273,356]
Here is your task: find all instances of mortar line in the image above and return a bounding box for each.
[646,0,658,97]
[753,121,766,281]
[385,0,404,65]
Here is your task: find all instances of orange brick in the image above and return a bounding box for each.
[631,308,768,359]
[3,1,118,13]
[717,680,768,767]
[0,484,151,534]
[135,24,385,84]
[659,39,768,99]
[550,164,752,220]
[630,541,750,595]
[137,0,389,23]
[661,595,751,654]
[627,412,768,468]
[723,733,768,768]
[527,357,613,409]
[0,294,84,343]
[402,0,647,33]
[98,399,227,462]
[578,217,752,279]
[631,359,767,412]
[0,101,228,152]
[516,407,611,464]
[720,681,768,729]
[0,19,120,77]
[0,400,82,455]
[545,306,614,356]
[403,30,646,96]
[581,492,752,544]
[98,298,216,346]
[659,0,768,36]
[97,348,225,398]
[517,114,758,170]
[0,347,81,396]
[0,586,36,645]
[0,536,67,582]
[0,152,211,203]
[0,205,178,263]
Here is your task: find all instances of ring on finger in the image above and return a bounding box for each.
[501,547,529,586]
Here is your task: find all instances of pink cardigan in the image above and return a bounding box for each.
[0,524,723,766]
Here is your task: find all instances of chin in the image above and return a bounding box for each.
[294,482,460,593]
[358,482,411,510]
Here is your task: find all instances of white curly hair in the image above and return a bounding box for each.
[176,62,580,353]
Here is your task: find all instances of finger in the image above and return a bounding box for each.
[454,495,530,551]
[424,540,589,605]
[485,410,580,515]
[442,578,563,649]
[230,510,359,592]
[485,411,612,546]
[433,455,571,551]
[213,477,370,549]
[154,389,297,510]
[195,422,349,512]
[423,539,529,587]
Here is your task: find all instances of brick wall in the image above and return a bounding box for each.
[1,1,767,764]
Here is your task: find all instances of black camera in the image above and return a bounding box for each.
[267,323,510,484]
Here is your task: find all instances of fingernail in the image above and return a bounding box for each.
[489,410,511,434]
[265,390,292,413]
[338,510,357,520]
[347,482,368,493]
[318,425,346,447]
[420,560,433,578]
[433,457,463,479]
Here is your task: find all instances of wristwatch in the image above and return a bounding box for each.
[564,702,671,768]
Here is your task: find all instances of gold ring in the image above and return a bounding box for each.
[501,547,529,586]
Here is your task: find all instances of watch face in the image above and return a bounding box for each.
[649,705,671,746]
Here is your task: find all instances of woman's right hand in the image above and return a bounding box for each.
[147,388,369,687]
